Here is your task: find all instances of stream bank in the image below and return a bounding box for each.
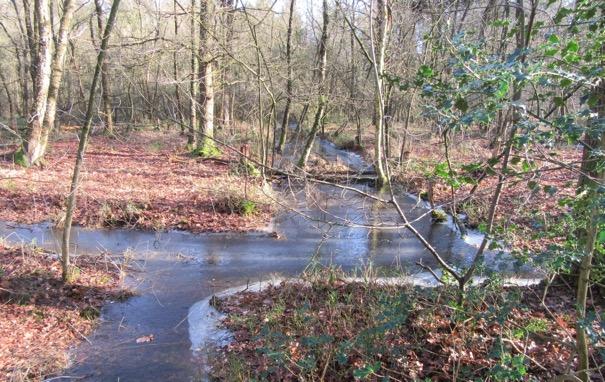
[209,277,594,381]
[0,136,539,381]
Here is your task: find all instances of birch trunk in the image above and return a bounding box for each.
[23,0,53,166]
[40,0,77,143]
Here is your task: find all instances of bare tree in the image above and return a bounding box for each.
[372,0,389,187]
[298,0,329,168]
[196,0,217,156]
[61,0,121,281]
[189,0,199,147]
[93,0,115,135]
[277,0,295,153]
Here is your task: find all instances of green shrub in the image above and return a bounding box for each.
[238,199,258,216]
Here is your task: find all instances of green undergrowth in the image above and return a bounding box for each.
[209,266,602,381]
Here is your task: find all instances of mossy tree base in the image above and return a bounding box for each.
[193,139,221,158]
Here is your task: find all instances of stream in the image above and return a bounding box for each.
[0,138,533,381]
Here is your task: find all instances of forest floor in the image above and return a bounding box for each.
[0,243,131,381]
[210,273,604,381]
[329,126,581,253]
[0,130,273,233]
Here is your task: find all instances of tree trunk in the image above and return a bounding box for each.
[575,43,605,382]
[298,0,328,168]
[196,0,217,156]
[62,0,121,281]
[94,0,115,135]
[350,0,361,147]
[22,0,38,93]
[10,0,31,116]
[372,0,389,188]
[218,0,234,131]
[0,71,18,133]
[173,0,185,133]
[277,0,295,154]
[41,0,77,140]
[188,0,199,147]
[23,0,53,166]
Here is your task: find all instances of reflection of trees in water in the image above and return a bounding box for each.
[368,196,388,261]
